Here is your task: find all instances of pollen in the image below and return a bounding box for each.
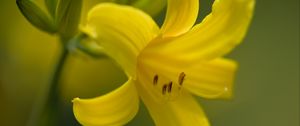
[151,72,186,101]
[153,74,158,85]
[167,81,173,93]
[178,72,186,86]
[162,84,168,95]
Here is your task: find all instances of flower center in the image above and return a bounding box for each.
[151,72,186,101]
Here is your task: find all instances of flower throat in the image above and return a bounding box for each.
[152,72,186,101]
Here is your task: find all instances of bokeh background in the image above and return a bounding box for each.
[0,0,299,126]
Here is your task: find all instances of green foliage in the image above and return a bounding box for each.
[68,33,108,58]
[17,0,83,40]
[45,0,58,17]
[56,0,83,40]
[16,0,56,33]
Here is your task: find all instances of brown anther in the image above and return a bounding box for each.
[153,74,158,85]
[178,72,186,86]
[162,84,168,95]
[168,82,173,93]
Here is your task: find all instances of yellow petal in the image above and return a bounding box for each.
[138,52,237,99]
[136,79,210,126]
[160,0,199,37]
[148,0,255,61]
[72,79,139,126]
[82,3,159,77]
[184,58,238,99]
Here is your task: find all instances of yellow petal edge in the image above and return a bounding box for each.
[73,78,139,126]
[161,0,199,37]
[83,3,159,77]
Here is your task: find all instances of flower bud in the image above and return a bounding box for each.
[56,0,83,40]
[16,0,56,33]
[44,0,58,17]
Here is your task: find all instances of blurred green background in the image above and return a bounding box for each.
[0,0,299,126]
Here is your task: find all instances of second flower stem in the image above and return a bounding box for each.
[46,45,69,125]
[26,43,69,126]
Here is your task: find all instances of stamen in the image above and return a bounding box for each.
[167,81,173,93]
[152,72,185,99]
[153,74,158,85]
[162,84,168,95]
[178,72,186,86]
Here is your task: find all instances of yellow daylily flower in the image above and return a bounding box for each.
[73,0,255,125]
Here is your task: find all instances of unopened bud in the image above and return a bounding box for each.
[16,0,56,33]
[56,0,83,40]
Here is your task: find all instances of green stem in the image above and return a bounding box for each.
[26,43,69,126]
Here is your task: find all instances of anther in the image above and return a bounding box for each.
[162,84,168,95]
[153,74,158,85]
[167,81,173,93]
[178,72,186,86]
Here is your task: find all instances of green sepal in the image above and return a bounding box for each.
[16,0,56,33]
[56,0,83,40]
[45,0,58,17]
[67,33,107,58]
